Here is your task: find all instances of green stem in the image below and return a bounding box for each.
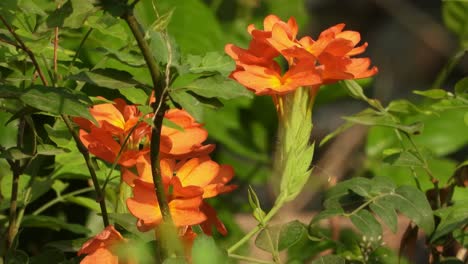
[62,115,110,227]
[7,163,21,249]
[123,7,172,224]
[228,253,275,264]
[227,199,284,254]
[431,48,466,89]
[67,28,93,76]
[33,187,94,216]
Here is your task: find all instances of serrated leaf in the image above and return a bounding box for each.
[414,89,448,99]
[21,215,90,235]
[19,86,93,119]
[186,52,235,76]
[191,235,227,264]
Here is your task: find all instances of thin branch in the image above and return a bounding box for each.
[33,187,94,216]
[62,115,110,226]
[67,28,93,75]
[0,15,48,86]
[122,8,173,224]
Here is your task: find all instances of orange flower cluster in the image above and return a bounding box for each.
[225,15,378,96]
[74,99,214,167]
[75,99,236,262]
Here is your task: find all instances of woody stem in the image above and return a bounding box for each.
[123,7,173,223]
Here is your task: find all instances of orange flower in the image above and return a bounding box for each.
[126,179,206,231]
[78,225,134,264]
[75,100,214,166]
[75,98,151,167]
[161,109,215,159]
[231,60,321,95]
[225,15,378,96]
[125,155,236,232]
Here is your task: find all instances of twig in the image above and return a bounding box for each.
[122,8,172,224]
[62,115,110,227]
[0,15,48,86]
[67,28,93,75]
[33,187,94,216]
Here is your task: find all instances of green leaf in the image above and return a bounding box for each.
[310,255,345,264]
[46,0,96,29]
[349,210,382,238]
[386,99,429,115]
[65,196,100,212]
[0,147,32,160]
[118,87,148,104]
[135,0,225,54]
[255,220,306,253]
[315,177,434,235]
[170,90,222,121]
[96,47,146,67]
[382,149,424,167]
[19,86,93,119]
[431,203,468,242]
[44,120,72,147]
[340,80,383,109]
[388,186,435,233]
[442,0,468,43]
[185,52,235,76]
[36,144,70,156]
[191,235,227,264]
[173,75,252,100]
[0,85,24,98]
[107,213,154,242]
[68,69,141,90]
[414,89,448,99]
[21,215,90,235]
[369,199,398,233]
[454,77,468,99]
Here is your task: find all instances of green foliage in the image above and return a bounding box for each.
[442,0,468,47]
[313,177,435,235]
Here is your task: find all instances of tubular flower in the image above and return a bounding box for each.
[75,100,214,166]
[225,14,378,96]
[125,156,236,232]
[78,225,134,264]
